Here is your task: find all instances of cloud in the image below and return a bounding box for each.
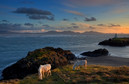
[97,24,106,26]
[97,23,121,27]
[67,22,93,32]
[67,26,79,29]
[0,23,22,33]
[13,7,54,21]
[71,23,76,25]
[62,18,69,21]
[0,23,21,29]
[0,20,9,23]
[20,1,34,4]
[24,23,34,27]
[84,17,96,21]
[89,26,96,29]
[14,29,45,33]
[12,24,21,27]
[108,24,121,27]
[65,10,97,22]
[55,30,63,32]
[69,22,90,30]
[42,24,50,28]
[0,22,47,33]
[67,27,73,29]
[28,14,54,20]
[72,26,79,28]
[65,10,84,17]
[13,7,52,15]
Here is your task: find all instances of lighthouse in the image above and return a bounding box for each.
[114,33,117,38]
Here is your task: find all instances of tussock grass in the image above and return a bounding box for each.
[1,65,129,84]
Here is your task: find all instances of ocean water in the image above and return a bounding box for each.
[0,34,129,79]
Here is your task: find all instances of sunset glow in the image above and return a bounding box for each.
[0,0,129,34]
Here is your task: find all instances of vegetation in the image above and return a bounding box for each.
[112,38,129,42]
[2,47,76,79]
[1,65,129,84]
[99,38,129,47]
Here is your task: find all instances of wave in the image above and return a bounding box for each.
[0,62,16,80]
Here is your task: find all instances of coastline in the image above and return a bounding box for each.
[1,55,129,82]
[86,56,129,66]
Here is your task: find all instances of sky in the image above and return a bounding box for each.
[0,0,129,34]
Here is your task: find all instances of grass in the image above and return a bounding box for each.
[1,65,129,84]
[112,38,129,42]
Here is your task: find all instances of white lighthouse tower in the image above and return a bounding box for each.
[114,33,117,38]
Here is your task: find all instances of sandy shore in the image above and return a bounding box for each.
[86,56,129,66]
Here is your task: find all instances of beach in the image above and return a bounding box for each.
[87,56,129,66]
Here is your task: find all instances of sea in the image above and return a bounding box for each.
[0,34,129,79]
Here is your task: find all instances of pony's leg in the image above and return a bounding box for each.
[40,72,42,80]
[47,70,49,77]
[48,70,50,76]
[50,70,51,75]
[42,70,45,78]
[84,64,87,69]
[48,70,51,76]
[39,69,42,80]
[74,66,76,70]
[47,70,51,77]
[77,65,80,70]
[76,66,79,70]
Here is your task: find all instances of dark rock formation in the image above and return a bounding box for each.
[2,47,76,80]
[99,38,129,47]
[81,48,109,57]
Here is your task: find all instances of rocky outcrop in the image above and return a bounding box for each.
[99,38,129,47]
[81,49,109,57]
[2,47,76,80]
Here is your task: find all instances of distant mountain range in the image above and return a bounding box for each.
[1,31,129,35]
[42,31,103,35]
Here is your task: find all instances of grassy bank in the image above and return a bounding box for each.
[112,38,129,43]
[1,65,129,84]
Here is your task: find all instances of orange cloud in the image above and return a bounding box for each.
[71,23,129,34]
[65,10,85,17]
[55,30,63,32]
[99,28,129,34]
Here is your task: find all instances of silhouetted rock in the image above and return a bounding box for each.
[2,47,76,80]
[99,38,129,47]
[81,49,109,57]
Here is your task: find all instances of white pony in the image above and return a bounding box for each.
[38,64,51,80]
[73,60,87,70]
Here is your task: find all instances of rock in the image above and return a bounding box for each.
[2,47,76,80]
[81,48,109,57]
[99,38,129,47]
